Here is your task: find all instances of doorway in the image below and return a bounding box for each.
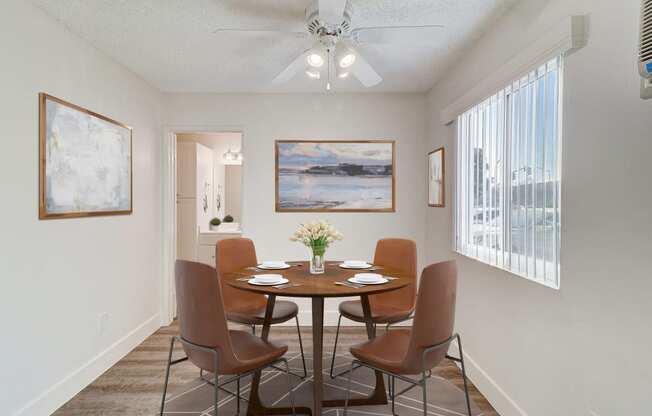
[162,129,244,323]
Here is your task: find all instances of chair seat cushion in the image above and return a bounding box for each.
[229,330,288,373]
[185,330,287,375]
[339,300,413,324]
[226,300,299,325]
[349,329,413,374]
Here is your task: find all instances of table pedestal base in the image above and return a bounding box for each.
[245,294,387,416]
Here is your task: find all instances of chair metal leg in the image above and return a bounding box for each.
[343,360,355,416]
[159,336,175,416]
[295,316,308,378]
[213,353,219,416]
[329,314,342,379]
[421,371,428,416]
[281,358,297,416]
[329,313,363,379]
[251,324,256,335]
[236,377,241,415]
[457,334,472,416]
[391,375,396,415]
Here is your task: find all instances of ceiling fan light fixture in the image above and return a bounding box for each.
[339,52,356,68]
[223,148,242,162]
[306,69,321,79]
[306,52,324,68]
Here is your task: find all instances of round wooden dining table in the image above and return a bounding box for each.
[223,260,411,416]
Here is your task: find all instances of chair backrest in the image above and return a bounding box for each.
[175,260,237,369]
[370,238,417,312]
[215,238,267,311]
[402,260,457,373]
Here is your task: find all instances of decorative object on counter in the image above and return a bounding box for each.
[215,184,222,211]
[223,215,234,223]
[39,93,132,219]
[209,217,221,231]
[290,220,342,274]
[428,147,445,207]
[275,140,395,212]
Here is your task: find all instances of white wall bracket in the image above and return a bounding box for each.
[641,78,652,100]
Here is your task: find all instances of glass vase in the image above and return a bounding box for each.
[310,247,326,274]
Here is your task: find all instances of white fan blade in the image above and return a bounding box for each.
[319,0,347,25]
[352,25,445,44]
[212,28,309,39]
[272,51,308,85]
[349,49,382,87]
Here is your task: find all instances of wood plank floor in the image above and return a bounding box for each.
[53,322,499,415]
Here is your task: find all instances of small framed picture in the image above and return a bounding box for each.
[428,147,445,207]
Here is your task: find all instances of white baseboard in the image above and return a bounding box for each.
[14,313,160,416]
[449,339,527,416]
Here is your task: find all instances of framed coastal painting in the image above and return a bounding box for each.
[428,147,445,207]
[275,140,395,212]
[39,93,132,219]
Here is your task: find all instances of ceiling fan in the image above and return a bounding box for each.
[213,0,444,90]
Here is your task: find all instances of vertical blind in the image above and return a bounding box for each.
[455,55,562,289]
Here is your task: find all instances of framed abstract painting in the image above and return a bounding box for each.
[275,140,395,212]
[428,147,445,207]
[39,93,132,219]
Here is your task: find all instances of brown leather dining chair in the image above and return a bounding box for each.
[216,238,307,377]
[343,260,472,416]
[160,260,296,416]
[330,238,417,378]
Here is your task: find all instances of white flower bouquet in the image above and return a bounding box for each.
[290,220,342,274]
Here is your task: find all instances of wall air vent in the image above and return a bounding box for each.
[640,0,652,99]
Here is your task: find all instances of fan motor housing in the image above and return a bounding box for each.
[305,1,352,37]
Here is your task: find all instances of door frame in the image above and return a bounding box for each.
[161,125,245,326]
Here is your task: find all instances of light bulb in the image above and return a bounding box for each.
[339,53,356,68]
[327,82,331,91]
[306,53,324,68]
[306,69,321,79]
[338,71,349,79]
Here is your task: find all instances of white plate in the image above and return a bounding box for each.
[253,273,284,283]
[248,277,289,286]
[338,263,372,269]
[344,260,369,267]
[257,263,291,270]
[348,276,388,285]
[355,273,383,282]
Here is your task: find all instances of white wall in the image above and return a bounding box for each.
[164,93,428,323]
[426,1,652,415]
[0,1,163,415]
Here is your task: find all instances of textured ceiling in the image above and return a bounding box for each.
[31,0,519,93]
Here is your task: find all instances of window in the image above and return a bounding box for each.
[455,56,562,289]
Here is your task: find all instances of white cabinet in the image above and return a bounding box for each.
[176,142,214,261]
[176,142,196,199]
[197,244,216,267]
[197,231,243,267]
[176,198,197,261]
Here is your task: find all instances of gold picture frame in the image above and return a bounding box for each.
[275,140,396,213]
[39,93,133,219]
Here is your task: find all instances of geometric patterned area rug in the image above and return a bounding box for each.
[162,349,484,416]
[52,323,498,416]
